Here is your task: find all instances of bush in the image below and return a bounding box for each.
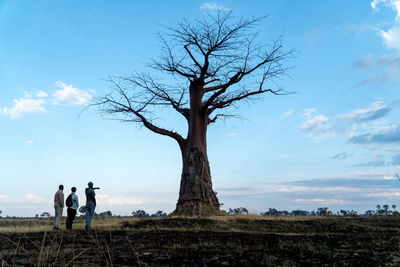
[150,211,167,217]
[227,207,249,215]
[132,210,150,218]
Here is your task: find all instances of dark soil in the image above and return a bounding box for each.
[1,216,400,266]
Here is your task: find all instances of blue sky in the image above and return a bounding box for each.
[1,0,400,217]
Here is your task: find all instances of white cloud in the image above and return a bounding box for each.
[332,152,354,160]
[355,69,400,87]
[299,101,391,140]
[20,193,45,203]
[283,109,294,117]
[301,108,317,118]
[53,81,93,105]
[293,198,346,205]
[372,0,400,20]
[354,3,400,86]
[364,191,400,197]
[200,2,230,11]
[36,91,48,98]
[2,98,46,119]
[26,140,35,144]
[384,175,395,180]
[300,114,330,134]
[314,170,390,179]
[371,0,384,10]
[380,26,400,50]
[275,186,361,193]
[371,0,400,50]
[0,194,10,202]
[353,53,376,69]
[97,194,144,205]
[353,54,400,86]
[344,24,377,37]
[225,132,237,137]
[219,181,366,198]
[336,101,389,122]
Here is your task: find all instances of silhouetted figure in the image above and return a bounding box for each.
[66,187,79,230]
[85,181,99,230]
[53,184,64,230]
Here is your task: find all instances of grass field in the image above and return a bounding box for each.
[1,215,400,266]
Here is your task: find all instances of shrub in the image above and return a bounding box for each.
[132,210,150,218]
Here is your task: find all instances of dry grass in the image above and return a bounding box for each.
[206,214,320,221]
[0,215,334,233]
[0,218,53,233]
[0,216,141,233]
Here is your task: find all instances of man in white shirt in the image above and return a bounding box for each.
[53,184,64,230]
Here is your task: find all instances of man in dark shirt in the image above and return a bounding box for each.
[66,187,79,230]
[85,181,99,230]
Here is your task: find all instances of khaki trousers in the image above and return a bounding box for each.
[54,207,63,227]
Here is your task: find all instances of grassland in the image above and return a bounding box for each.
[0,215,400,266]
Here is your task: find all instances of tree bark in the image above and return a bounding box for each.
[174,82,220,216]
[175,146,220,216]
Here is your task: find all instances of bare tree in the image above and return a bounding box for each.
[95,12,292,216]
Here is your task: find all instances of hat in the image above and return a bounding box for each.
[88,182,93,188]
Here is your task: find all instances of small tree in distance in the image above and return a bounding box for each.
[98,211,113,217]
[151,210,168,218]
[227,207,249,215]
[383,204,390,215]
[316,207,332,216]
[132,210,150,218]
[95,11,292,216]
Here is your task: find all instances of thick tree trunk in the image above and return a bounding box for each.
[175,146,220,216]
[174,81,220,216]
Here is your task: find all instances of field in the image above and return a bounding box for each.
[1,215,400,266]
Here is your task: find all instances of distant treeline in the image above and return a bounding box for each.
[108,205,400,217]
[1,205,398,218]
[226,205,399,217]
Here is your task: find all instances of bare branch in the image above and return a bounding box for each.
[93,80,186,146]
[95,11,293,144]
[184,45,202,70]
[152,35,196,79]
[120,74,190,121]
[208,113,241,124]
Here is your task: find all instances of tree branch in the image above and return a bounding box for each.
[184,45,202,70]
[121,74,190,121]
[97,90,186,146]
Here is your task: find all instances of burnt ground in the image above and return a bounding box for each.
[1,216,400,266]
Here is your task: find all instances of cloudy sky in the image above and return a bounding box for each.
[1,0,400,217]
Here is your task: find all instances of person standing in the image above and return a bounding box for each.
[53,184,64,230]
[85,181,99,230]
[66,187,79,230]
